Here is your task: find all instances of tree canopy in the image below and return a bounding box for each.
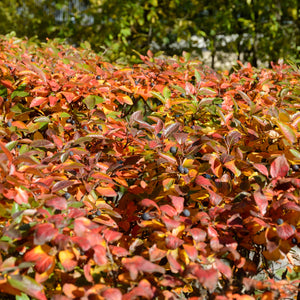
[0,0,298,67]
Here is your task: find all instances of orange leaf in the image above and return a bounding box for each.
[96,186,117,197]
[0,140,13,165]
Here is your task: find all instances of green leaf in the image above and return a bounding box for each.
[163,87,171,100]
[11,91,29,99]
[83,95,104,109]
[151,91,165,103]
[5,141,18,151]
[60,112,71,118]
[194,69,202,82]
[16,293,31,300]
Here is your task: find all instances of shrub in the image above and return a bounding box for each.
[0,36,299,299]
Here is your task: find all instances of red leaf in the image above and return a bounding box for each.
[165,234,184,250]
[277,223,295,240]
[102,288,122,300]
[149,244,166,262]
[167,252,183,273]
[93,244,107,265]
[139,198,160,212]
[195,175,213,187]
[30,97,48,107]
[34,223,58,245]
[109,245,129,257]
[183,244,198,261]
[214,259,232,279]
[208,189,222,206]
[123,279,155,300]
[61,92,76,103]
[253,190,268,216]
[169,195,184,214]
[188,228,207,242]
[161,217,181,231]
[45,197,67,210]
[253,163,269,177]
[103,228,122,243]
[270,155,289,178]
[24,245,54,273]
[122,256,165,280]
[160,204,177,217]
[192,266,218,293]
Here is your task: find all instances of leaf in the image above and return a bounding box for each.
[158,152,177,164]
[102,288,122,300]
[7,275,46,300]
[149,244,166,262]
[277,224,295,240]
[169,195,184,214]
[31,139,55,149]
[59,249,77,271]
[34,223,58,245]
[214,259,232,279]
[167,252,183,273]
[24,245,54,273]
[236,90,253,105]
[139,198,160,212]
[151,91,165,103]
[116,93,133,105]
[253,190,268,216]
[96,186,117,197]
[123,279,154,300]
[163,86,171,99]
[30,97,47,108]
[188,228,207,242]
[11,91,29,99]
[165,234,184,250]
[270,155,289,178]
[277,121,297,144]
[51,180,75,193]
[103,228,122,243]
[163,122,180,138]
[15,187,29,205]
[183,244,198,261]
[253,163,269,177]
[122,256,165,280]
[208,189,222,206]
[192,267,218,293]
[0,140,13,165]
[83,95,104,109]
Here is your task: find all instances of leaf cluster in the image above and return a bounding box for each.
[0,36,299,299]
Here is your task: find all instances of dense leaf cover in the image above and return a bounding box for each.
[0,36,299,299]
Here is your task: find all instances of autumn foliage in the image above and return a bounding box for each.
[0,36,299,300]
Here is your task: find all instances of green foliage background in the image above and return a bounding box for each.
[0,0,299,67]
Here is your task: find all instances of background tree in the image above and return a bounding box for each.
[0,0,298,67]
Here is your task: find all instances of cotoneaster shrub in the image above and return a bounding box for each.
[0,36,299,300]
